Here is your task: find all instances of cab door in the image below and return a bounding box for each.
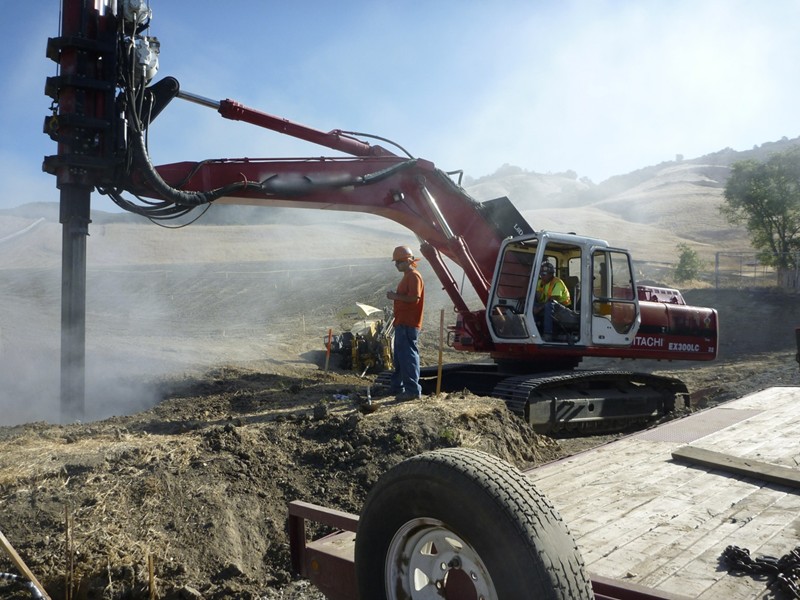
[590,249,640,345]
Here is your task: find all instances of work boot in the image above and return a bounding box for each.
[396,391,422,401]
[370,384,399,398]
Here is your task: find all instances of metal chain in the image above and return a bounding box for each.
[721,545,800,599]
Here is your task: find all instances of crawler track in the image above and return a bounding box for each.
[377,366,689,434]
[492,370,689,433]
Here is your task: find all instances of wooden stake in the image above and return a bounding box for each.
[324,328,333,374]
[148,553,156,600]
[436,309,444,395]
[65,504,73,600]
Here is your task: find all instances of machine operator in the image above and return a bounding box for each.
[533,261,570,340]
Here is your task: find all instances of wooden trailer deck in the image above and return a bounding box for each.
[289,386,800,599]
[525,386,800,599]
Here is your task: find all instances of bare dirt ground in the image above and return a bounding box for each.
[1,221,799,599]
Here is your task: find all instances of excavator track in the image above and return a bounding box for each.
[375,366,689,434]
[492,370,689,433]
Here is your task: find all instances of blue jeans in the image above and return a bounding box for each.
[534,300,556,335]
[391,325,421,395]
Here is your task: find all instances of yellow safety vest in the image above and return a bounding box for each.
[536,278,570,306]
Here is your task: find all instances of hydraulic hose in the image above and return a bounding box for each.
[130,132,241,206]
[258,159,417,196]
[130,129,417,206]
[0,572,44,599]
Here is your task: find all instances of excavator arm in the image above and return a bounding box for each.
[108,80,536,352]
[128,148,527,350]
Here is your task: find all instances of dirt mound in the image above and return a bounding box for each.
[0,369,561,600]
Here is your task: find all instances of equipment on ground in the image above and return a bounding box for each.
[43,1,718,433]
[326,304,394,376]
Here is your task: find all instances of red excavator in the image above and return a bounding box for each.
[44,1,717,433]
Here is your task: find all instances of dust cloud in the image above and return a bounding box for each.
[0,264,199,426]
[0,211,418,426]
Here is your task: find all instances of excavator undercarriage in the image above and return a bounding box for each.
[374,363,689,434]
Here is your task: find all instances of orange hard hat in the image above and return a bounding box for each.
[392,245,415,261]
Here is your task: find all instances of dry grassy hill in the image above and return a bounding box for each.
[467,162,750,264]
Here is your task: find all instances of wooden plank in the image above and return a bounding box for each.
[723,386,799,410]
[601,479,764,582]
[580,474,764,578]
[693,414,799,455]
[637,486,791,591]
[528,389,800,599]
[0,529,51,600]
[530,439,692,509]
[672,446,800,489]
[641,480,800,596]
[651,520,781,599]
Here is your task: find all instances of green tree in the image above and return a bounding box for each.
[674,243,703,282]
[722,146,800,282]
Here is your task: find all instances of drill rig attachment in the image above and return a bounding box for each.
[326,304,394,377]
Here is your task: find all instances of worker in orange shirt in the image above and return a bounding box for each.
[386,245,425,400]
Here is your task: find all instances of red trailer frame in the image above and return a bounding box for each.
[287,500,692,600]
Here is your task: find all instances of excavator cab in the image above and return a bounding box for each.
[487,232,640,347]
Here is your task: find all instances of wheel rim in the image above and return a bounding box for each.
[385,517,498,600]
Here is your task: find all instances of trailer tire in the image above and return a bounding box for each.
[355,448,593,600]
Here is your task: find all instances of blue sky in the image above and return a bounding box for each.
[2,0,799,212]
